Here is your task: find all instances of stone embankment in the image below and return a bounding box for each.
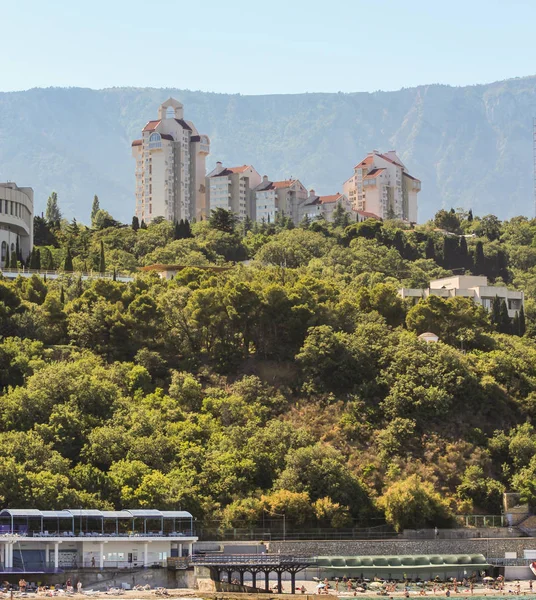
[267,538,536,558]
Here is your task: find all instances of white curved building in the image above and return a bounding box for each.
[0,183,34,267]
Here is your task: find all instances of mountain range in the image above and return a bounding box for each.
[1,77,536,223]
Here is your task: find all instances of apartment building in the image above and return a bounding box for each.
[399,276,524,318]
[0,182,34,267]
[299,191,353,222]
[132,98,210,224]
[206,163,261,220]
[343,150,420,222]
[254,177,308,224]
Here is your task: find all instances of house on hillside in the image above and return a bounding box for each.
[399,275,524,318]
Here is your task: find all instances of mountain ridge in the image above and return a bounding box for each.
[2,76,536,222]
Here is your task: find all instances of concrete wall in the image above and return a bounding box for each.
[26,567,194,590]
[504,566,533,581]
[267,538,536,559]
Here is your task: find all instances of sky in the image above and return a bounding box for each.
[2,0,536,95]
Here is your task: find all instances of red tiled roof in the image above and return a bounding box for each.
[357,210,381,219]
[354,156,374,169]
[143,120,161,132]
[364,168,385,179]
[132,139,142,147]
[319,194,343,204]
[272,180,295,189]
[227,165,251,174]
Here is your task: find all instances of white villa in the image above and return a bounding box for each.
[399,275,524,318]
[0,509,196,573]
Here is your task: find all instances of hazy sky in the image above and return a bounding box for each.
[2,0,536,95]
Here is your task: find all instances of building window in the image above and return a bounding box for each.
[166,106,175,119]
[148,133,162,149]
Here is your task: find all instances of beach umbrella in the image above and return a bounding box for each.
[483,577,494,582]
[316,583,326,589]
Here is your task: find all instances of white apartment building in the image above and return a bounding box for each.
[0,182,34,267]
[206,163,261,220]
[399,276,524,319]
[299,191,353,222]
[343,150,420,222]
[254,177,308,224]
[132,98,210,224]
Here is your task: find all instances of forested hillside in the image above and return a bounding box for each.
[2,77,536,221]
[3,206,536,533]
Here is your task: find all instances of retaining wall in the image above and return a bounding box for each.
[267,538,536,559]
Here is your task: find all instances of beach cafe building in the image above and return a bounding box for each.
[0,509,197,573]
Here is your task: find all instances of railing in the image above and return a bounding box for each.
[191,554,315,566]
[1,530,194,538]
[0,268,134,281]
[196,524,398,541]
[488,558,535,566]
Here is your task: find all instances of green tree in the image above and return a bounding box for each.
[91,195,100,226]
[99,241,106,273]
[425,237,436,260]
[474,241,486,275]
[332,202,350,228]
[434,209,460,233]
[476,215,501,241]
[131,216,140,231]
[209,208,238,234]
[45,191,61,224]
[64,247,74,272]
[378,474,452,531]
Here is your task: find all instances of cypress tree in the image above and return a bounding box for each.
[64,247,73,272]
[5,247,9,269]
[425,237,436,260]
[184,219,193,238]
[520,305,526,336]
[15,237,20,261]
[131,216,140,231]
[140,220,147,230]
[35,249,41,271]
[91,195,100,226]
[113,268,117,282]
[99,241,106,273]
[474,241,486,275]
[41,247,53,270]
[491,296,502,329]
[468,209,473,222]
[459,236,469,270]
[513,311,521,337]
[29,248,37,270]
[393,230,405,255]
[499,300,511,334]
[10,251,17,269]
[60,286,65,305]
[442,237,459,269]
[174,220,181,240]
